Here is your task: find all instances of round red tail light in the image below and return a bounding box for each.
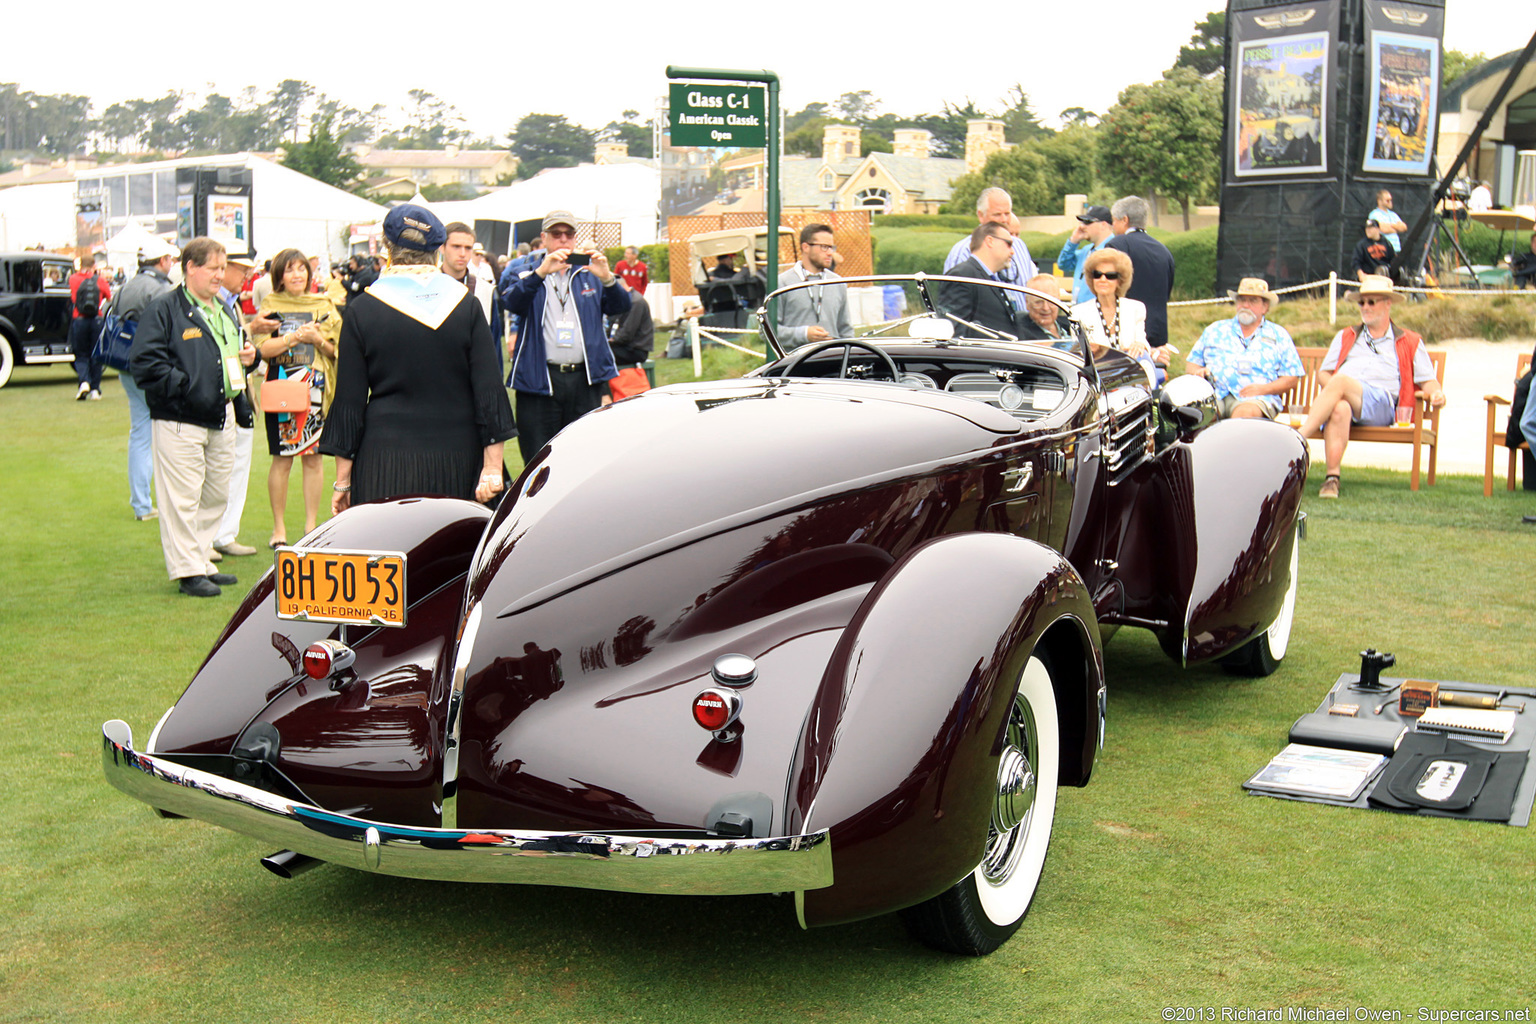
[692,688,741,731]
[303,639,355,680]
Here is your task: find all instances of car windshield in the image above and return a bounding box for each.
[758,274,1087,364]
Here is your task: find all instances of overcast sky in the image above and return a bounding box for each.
[5,2,1530,141]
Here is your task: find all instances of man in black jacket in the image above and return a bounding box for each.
[128,237,260,597]
[1351,220,1393,281]
[1511,234,1536,290]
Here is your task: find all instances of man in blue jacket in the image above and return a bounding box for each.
[504,210,631,463]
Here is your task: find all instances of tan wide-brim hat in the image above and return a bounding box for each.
[1345,273,1401,304]
[1231,277,1280,310]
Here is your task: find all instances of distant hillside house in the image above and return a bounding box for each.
[593,143,657,169]
[0,155,99,190]
[719,121,1010,215]
[352,145,518,198]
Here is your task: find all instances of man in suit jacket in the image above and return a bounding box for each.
[1105,195,1176,348]
[942,224,1020,338]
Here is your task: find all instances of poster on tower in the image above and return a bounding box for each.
[1361,2,1443,176]
[1227,1,1339,180]
[1233,30,1331,177]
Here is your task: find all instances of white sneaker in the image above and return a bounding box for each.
[87,389,102,400]
[76,383,90,400]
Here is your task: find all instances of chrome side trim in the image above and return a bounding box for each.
[102,720,833,896]
[440,600,482,829]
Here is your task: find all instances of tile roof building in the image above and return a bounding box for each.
[351,145,518,197]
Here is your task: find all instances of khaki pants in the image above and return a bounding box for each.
[152,408,237,580]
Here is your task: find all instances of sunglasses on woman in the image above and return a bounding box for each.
[1090,270,1120,281]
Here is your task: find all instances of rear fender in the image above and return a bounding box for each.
[148,498,491,805]
[788,533,1102,927]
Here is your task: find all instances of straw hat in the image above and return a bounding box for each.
[1231,277,1280,310]
[1345,274,1401,304]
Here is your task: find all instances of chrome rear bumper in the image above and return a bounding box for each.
[102,720,832,896]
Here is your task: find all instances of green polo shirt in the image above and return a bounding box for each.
[185,287,242,398]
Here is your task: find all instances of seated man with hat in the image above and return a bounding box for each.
[1186,277,1303,420]
[1296,274,1446,498]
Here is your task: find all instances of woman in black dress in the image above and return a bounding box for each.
[320,205,515,514]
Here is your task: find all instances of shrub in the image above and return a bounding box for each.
[875,214,977,231]
[1163,226,1219,300]
[872,227,958,274]
[602,243,670,274]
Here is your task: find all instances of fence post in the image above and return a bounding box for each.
[688,317,702,378]
[1329,271,1337,326]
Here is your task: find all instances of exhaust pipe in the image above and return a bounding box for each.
[260,849,322,878]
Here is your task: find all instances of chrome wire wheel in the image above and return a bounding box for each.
[900,651,1061,955]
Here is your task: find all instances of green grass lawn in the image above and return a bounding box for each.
[2,362,1533,1022]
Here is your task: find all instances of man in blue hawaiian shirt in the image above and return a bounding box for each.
[1186,277,1303,420]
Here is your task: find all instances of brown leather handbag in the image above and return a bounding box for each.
[260,377,309,413]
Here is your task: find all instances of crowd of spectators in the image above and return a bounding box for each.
[87,203,656,596]
[67,184,1535,591]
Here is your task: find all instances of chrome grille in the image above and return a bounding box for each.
[1105,387,1153,484]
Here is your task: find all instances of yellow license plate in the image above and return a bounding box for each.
[273,547,408,627]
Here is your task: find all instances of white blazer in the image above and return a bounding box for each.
[1073,297,1148,354]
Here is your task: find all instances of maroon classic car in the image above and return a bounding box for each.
[103,275,1307,956]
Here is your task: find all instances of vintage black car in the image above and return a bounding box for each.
[103,275,1308,956]
[0,252,78,388]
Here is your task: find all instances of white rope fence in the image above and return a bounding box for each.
[683,319,769,376]
[1169,272,1536,325]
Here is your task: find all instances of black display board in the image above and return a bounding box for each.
[174,166,255,260]
[1216,0,1445,294]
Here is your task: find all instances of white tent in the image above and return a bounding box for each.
[14,154,388,267]
[103,222,171,267]
[239,156,388,265]
[462,163,660,248]
[0,182,77,250]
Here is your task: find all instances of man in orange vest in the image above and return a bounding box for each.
[1297,275,1445,498]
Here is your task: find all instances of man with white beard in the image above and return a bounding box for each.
[1185,277,1303,420]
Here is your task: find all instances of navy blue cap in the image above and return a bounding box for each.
[383,204,447,251]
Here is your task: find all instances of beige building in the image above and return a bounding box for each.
[0,155,99,190]
[718,121,1012,216]
[352,144,518,198]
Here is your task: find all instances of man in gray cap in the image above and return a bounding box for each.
[1055,205,1114,304]
[504,210,631,461]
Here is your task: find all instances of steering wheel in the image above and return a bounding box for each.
[777,339,901,382]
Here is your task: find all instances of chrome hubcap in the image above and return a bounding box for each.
[992,745,1036,834]
[982,693,1040,883]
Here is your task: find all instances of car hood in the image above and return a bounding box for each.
[468,378,1020,617]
